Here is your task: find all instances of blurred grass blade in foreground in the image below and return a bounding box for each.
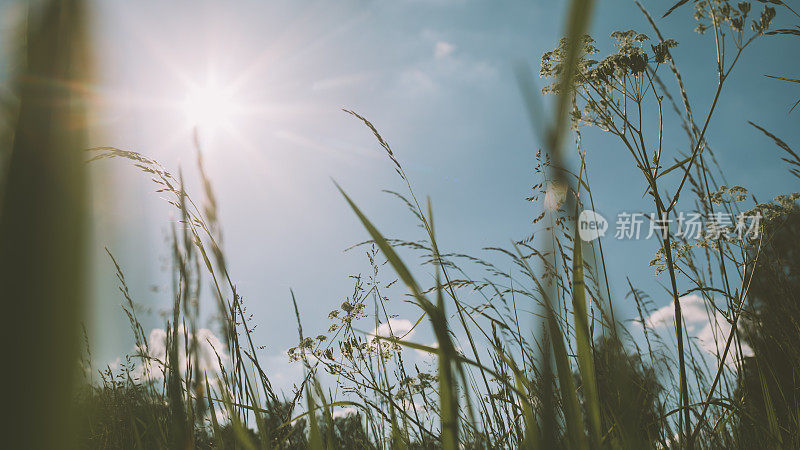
[0,1,91,448]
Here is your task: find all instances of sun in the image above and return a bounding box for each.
[182,82,239,137]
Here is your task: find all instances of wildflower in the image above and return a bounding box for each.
[652,39,678,63]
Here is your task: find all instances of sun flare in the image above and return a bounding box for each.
[182,82,239,136]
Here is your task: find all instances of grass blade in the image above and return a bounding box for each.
[336,183,460,449]
[571,225,602,446]
[513,244,588,450]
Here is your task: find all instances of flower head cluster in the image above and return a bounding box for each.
[742,192,800,223]
[540,34,599,95]
[395,372,437,402]
[693,1,774,35]
[541,31,668,95]
[540,29,681,132]
[649,241,693,276]
[707,185,748,204]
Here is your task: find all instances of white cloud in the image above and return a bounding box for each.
[401,399,426,413]
[128,326,230,381]
[370,318,416,341]
[696,312,754,364]
[390,32,495,97]
[332,407,357,419]
[434,41,456,59]
[264,352,304,393]
[645,295,752,365]
[645,294,709,332]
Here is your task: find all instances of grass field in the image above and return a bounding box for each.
[2,0,800,448]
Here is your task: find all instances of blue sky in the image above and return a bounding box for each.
[4,0,796,392]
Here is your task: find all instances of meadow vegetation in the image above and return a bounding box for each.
[3,0,800,448]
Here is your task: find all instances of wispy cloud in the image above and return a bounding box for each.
[107,326,230,382]
[332,406,358,419]
[264,351,304,393]
[370,318,416,341]
[434,41,456,59]
[645,294,752,365]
